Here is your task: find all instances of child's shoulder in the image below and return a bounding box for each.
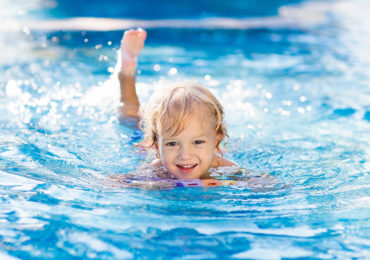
[150,159,163,167]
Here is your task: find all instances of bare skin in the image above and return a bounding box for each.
[117,28,236,187]
[118,28,147,120]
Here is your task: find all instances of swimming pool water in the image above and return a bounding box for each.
[1,0,370,259]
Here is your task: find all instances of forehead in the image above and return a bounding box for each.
[162,111,215,138]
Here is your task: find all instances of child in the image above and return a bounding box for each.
[114,29,247,188]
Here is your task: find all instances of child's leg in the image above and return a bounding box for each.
[118,28,147,120]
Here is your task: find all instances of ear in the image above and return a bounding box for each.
[214,133,223,155]
[154,142,160,159]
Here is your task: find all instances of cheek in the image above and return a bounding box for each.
[157,146,172,162]
[209,139,219,154]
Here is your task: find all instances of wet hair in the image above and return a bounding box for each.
[140,82,227,155]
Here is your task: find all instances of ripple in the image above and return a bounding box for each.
[364,111,370,122]
[0,170,43,191]
[333,107,356,117]
[1,0,370,258]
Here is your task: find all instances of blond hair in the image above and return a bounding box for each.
[140,82,227,154]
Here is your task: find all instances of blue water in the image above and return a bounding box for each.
[1,0,370,259]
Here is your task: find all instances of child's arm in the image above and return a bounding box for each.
[118,29,147,122]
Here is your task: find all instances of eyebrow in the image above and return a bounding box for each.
[162,134,208,141]
[193,135,208,139]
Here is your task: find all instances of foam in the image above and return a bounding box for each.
[0,251,20,260]
[0,170,43,190]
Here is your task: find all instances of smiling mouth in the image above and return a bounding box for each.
[176,163,197,169]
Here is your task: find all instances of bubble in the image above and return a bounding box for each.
[204,74,211,81]
[300,96,307,102]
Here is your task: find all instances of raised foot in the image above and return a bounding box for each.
[120,28,147,76]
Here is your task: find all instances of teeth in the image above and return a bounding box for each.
[178,164,196,168]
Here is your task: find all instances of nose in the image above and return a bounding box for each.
[178,144,192,160]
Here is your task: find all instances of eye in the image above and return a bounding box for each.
[194,140,205,145]
[165,141,177,147]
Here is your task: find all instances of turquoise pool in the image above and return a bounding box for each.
[0,0,369,258]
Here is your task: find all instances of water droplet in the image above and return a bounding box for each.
[153,64,161,71]
[51,36,59,43]
[281,110,291,116]
[167,68,178,76]
[22,27,30,35]
[6,80,22,97]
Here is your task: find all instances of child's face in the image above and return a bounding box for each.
[155,113,220,180]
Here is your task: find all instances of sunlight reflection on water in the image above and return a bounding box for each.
[1,0,370,259]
